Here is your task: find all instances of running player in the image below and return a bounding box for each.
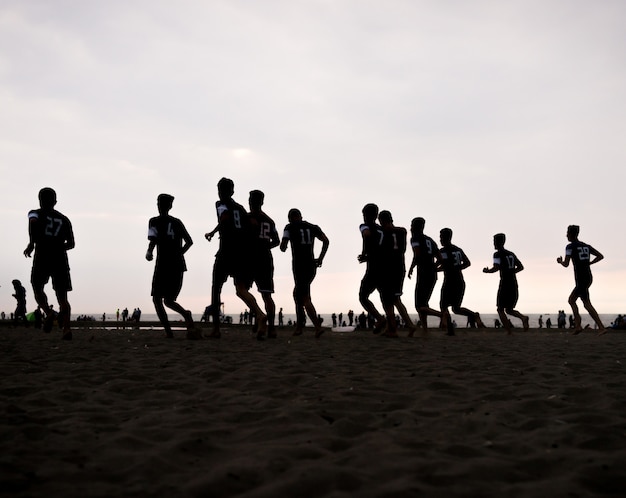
[23,187,75,340]
[146,193,197,339]
[358,203,386,333]
[557,225,606,335]
[378,210,416,337]
[248,190,280,339]
[483,233,529,334]
[280,208,329,338]
[408,217,442,335]
[206,178,267,338]
[438,228,484,336]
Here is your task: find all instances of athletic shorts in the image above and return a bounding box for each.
[497,281,519,310]
[441,278,465,308]
[31,254,72,293]
[415,270,437,308]
[152,266,184,299]
[253,252,274,294]
[293,264,316,299]
[573,275,592,300]
[213,249,253,289]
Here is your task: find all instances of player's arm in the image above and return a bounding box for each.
[24,212,37,257]
[408,244,420,278]
[146,240,156,261]
[589,246,604,265]
[483,259,499,273]
[64,219,75,251]
[269,224,281,249]
[315,230,330,267]
[280,228,290,252]
[181,225,193,255]
[514,258,524,273]
[205,225,219,242]
[358,226,370,263]
[460,250,471,270]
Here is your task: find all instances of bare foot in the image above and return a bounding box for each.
[522,316,530,331]
[475,313,485,328]
[373,319,387,334]
[315,327,327,339]
[597,328,608,336]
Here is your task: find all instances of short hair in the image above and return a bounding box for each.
[217,177,234,191]
[378,210,393,224]
[494,233,506,246]
[362,203,379,221]
[440,228,453,242]
[567,225,580,237]
[288,208,302,221]
[249,190,265,205]
[38,187,57,208]
[411,217,425,231]
[157,193,174,205]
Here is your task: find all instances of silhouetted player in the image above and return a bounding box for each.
[408,217,442,335]
[358,203,386,332]
[378,210,416,337]
[280,208,329,338]
[24,187,74,340]
[483,233,529,334]
[206,178,267,338]
[146,193,197,339]
[248,190,280,339]
[557,225,606,335]
[438,228,484,335]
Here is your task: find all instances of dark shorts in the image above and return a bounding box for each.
[214,249,253,289]
[359,267,383,299]
[497,281,519,310]
[415,271,437,308]
[293,264,316,299]
[441,278,465,308]
[379,269,405,306]
[253,252,274,294]
[152,266,184,299]
[31,255,72,293]
[573,275,592,300]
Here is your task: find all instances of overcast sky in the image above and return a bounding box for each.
[1,0,625,319]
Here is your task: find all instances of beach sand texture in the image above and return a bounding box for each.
[2,326,626,497]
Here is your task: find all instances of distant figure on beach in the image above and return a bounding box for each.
[557,224,606,335]
[23,187,74,340]
[438,228,484,336]
[280,208,329,338]
[248,189,280,339]
[378,210,416,337]
[358,203,386,333]
[278,308,284,327]
[483,233,529,334]
[408,217,442,335]
[12,279,27,326]
[206,178,268,339]
[538,315,543,328]
[146,193,197,339]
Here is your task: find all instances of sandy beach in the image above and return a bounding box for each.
[1,324,626,497]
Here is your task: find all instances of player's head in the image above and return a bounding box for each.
[12,279,21,288]
[217,177,234,200]
[38,187,57,209]
[249,190,265,210]
[567,225,580,241]
[157,193,174,214]
[411,217,425,234]
[288,208,302,222]
[440,228,453,245]
[493,233,506,249]
[362,203,379,223]
[378,210,393,226]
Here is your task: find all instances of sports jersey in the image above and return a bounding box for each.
[282,220,324,268]
[380,226,407,274]
[493,248,519,284]
[360,222,384,270]
[148,215,190,272]
[249,211,279,255]
[439,244,467,283]
[28,208,74,261]
[565,240,594,287]
[411,234,439,274]
[215,198,250,254]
